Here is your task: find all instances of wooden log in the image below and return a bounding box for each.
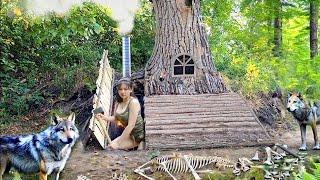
[145,101,248,107]
[146,140,273,150]
[146,112,255,119]
[144,93,242,101]
[146,127,265,135]
[146,117,257,126]
[146,135,267,144]
[145,107,252,114]
[146,133,273,150]
[145,121,261,130]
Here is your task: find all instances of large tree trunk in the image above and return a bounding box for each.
[310,0,318,59]
[273,0,282,57]
[145,0,227,96]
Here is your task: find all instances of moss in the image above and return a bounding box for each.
[242,167,264,180]
[203,167,264,180]
[203,169,235,180]
[5,170,38,180]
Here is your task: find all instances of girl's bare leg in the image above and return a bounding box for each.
[109,136,139,150]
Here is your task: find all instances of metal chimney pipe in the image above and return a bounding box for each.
[122,36,131,77]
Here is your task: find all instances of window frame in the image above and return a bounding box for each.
[172,53,196,77]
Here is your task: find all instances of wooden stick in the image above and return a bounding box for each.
[275,144,300,159]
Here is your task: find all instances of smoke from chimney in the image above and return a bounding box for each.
[24,0,140,35]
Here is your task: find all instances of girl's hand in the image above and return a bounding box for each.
[95,114,115,122]
[95,113,106,122]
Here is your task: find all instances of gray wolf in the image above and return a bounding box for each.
[0,113,79,180]
[287,93,320,150]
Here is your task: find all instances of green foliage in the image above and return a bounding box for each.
[204,168,264,180]
[202,0,278,97]
[146,149,161,159]
[12,171,22,180]
[204,170,235,180]
[202,0,320,100]
[242,167,264,180]
[273,14,320,100]
[294,156,320,180]
[130,0,155,71]
[1,2,115,117]
[0,0,155,125]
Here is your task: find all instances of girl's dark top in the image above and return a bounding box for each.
[115,98,145,143]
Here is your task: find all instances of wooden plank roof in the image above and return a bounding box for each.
[144,92,273,150]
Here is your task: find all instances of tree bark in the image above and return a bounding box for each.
[145,0,227,96]
[310,0,318,59]
[273,0,282,57]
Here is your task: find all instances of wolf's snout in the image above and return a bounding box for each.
[67,138,73,144]
[287,107,290,111]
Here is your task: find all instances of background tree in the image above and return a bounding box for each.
[273,0,283,56]
[310,0,318,58]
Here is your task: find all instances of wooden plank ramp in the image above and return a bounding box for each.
[144,93,273,150]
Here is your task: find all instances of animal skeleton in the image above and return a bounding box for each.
[135,145,302,179]
[134,153,234,180]
[76,175,90,180]
[112,172,128,180]
[247,144,302,179]
[232,158,254,176]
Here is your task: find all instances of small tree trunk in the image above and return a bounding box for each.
[310,0,318,59]
[273,0,282,57]
[145,0,226,96]
[266,0,273,45]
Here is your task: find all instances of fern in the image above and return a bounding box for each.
[301,171,317,180]
[312,162,320,180]
[297,157,320,180]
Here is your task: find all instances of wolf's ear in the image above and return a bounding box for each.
[288,92,292,98]
[297,92,303,100]
[68,112,76,123]
[51,114,60,125]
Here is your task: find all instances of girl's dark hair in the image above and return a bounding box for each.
[115,77,135,103]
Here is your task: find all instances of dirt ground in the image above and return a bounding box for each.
[60,126,320,180]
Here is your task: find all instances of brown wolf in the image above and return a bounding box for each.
[287,93,320,150]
